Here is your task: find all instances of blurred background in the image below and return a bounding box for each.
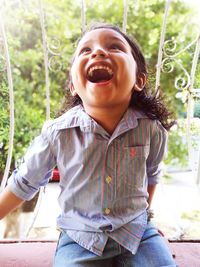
[0,0,200,241]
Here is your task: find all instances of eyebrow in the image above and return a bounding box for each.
[110,36,127,45]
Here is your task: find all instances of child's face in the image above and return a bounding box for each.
[70,28,139,111]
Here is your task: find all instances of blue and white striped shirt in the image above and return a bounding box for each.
[9,105,167,256]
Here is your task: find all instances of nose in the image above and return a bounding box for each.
[91,47,108,58]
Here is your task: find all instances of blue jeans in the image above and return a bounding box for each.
[54,223,177,267]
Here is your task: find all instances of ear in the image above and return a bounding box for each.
[70,83,77,96]
[134,73,147,92]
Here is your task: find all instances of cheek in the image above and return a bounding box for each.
[71,70,77,86]
[71,60,85,86]
[71,65,80,86]
[121,60,137,86]
[128,60,137,83]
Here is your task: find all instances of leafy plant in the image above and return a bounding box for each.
[165,118,200,168]
[0,78,10,172]
[165,122,188,168]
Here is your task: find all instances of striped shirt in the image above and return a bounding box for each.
[9,105,167,256]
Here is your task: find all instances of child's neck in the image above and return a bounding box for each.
[84,105,129,135]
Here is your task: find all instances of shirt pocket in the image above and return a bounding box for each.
[124,145,149,159]
[116,145,150,194]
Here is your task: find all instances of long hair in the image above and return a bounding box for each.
[60,23,175,130]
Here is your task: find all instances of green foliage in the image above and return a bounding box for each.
[182,209,200,222]
[181,209,200,237]
[0,0,199,174]
[0,77,9,171]
[165,122,188,168]
[165,118,200,168]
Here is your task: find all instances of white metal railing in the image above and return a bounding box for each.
[155,1,200,184]
[38,0,51,120]
[155,0,171,92]
[122,0,129,33]
[81,0,86,33]
[187,31,200,180]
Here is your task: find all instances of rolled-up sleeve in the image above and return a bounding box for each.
[8,122,56,200]
[146,121,168,185]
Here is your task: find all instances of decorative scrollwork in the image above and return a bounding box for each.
[163,39,177,57]
[175,74,190,91]
[161,56,190,91]
[174,59,191,91]
[47,37,61,55]
[163,36,198,59]
[161,35,199,94]
[48,55,62,72]
[161,57,175,73]
[47,37,62,72]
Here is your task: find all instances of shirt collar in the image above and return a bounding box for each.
[53,105,89,130]
[111,108,147,139]
[54,105,147,133]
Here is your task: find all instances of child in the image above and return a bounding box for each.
[0,23,176,267]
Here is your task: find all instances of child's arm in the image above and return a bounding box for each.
[147,121,168,208]
[0,186,24,220]
[147,184,156,207]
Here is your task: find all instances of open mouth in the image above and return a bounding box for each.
[87,65,113,83]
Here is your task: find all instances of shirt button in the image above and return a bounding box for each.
[104,208,111,215]
[106,176,112,184]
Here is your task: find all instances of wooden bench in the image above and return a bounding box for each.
[0,239,200,267]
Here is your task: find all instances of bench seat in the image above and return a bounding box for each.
[0,239,200,267]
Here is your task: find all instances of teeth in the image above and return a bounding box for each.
[88,65,113,77]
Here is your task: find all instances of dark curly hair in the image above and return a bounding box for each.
[60,23,175,130]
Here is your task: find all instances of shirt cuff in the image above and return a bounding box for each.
[8,170,38,201]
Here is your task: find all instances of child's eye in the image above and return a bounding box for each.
[79,47,91,54]
[109,44,123,51]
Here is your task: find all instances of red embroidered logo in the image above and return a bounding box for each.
[130,148,137,157]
